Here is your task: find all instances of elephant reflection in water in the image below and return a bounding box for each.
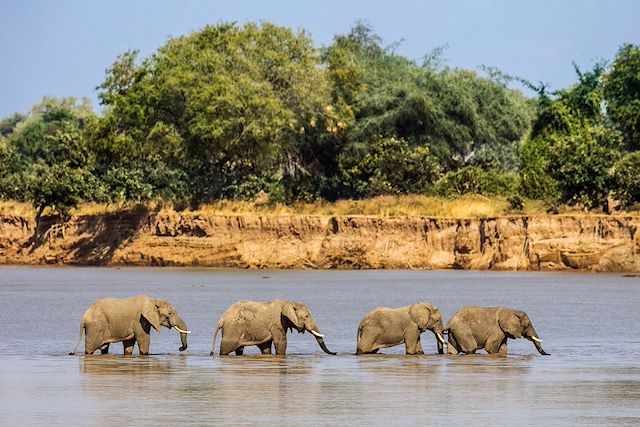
[444,306,550,356]
[70,295,190,356]
[81,355,187,376]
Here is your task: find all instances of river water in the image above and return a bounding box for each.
[0,267,638,426]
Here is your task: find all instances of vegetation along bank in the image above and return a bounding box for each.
[1,23,640,218]
[1,22,639,271]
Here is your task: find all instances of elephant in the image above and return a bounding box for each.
[356,303,446,355]
[444,306,550,356]
[210,299,336,356]
[69,295,190,355]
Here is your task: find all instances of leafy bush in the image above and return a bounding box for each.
[612,152,640,207]
[435,166,517,197]
[338,136,441,198]
[518,136,560,201]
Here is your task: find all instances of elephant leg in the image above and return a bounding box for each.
[356,330,379,354]
[100,343,110,354]
[137,334,150,356]
[272,329,288,355]
[485,333,507,355]
[496,342,508,356]
[84,338,97,355]
[85,339,104,355]
[219,337,237,356]
[258,341,272,355]
[235,347,245,356]
[84,325,103,354]
[404,329,424,355]
[123,338,136,356]
[450,326,478,354]
[414,338,424,355]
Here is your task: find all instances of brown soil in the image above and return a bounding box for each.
[1,210,639,271]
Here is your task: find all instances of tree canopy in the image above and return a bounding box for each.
[1,22,639,215]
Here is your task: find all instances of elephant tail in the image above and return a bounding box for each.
[69,318,85,355]
[210,319,223,356]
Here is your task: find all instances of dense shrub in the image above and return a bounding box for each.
[435,166,517,197]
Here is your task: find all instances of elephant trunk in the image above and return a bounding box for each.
[314,334,337,355]
[530,336,550,355]
[304,319,335,355]
[526,325,549,355]
[173,314,188,352]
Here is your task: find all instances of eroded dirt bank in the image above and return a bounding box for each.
[0,210,639,271]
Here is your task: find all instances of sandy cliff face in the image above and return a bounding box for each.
[0,211,638,271]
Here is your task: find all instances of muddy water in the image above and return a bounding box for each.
[0,267,639,426]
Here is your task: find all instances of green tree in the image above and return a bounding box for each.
[518,136,560,200]
[522,62,622,208]
[0,97,99,220]
[338,136,441,197]
[545,126,621,208]
[604,44,640,150]
[97,22,334,202]
[322,24,533,198]
[612,151,640,207]
[435,166,517,197]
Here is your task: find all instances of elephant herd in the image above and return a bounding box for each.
[69,295,550,357]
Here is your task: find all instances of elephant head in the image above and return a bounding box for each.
[409,303,446,354]
[281,301,336,355]
[498,310,549,355]
[143,299,190,352]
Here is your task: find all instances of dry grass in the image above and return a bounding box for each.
[178,194,550,218]
[0,195,614,220]
[0,201,36,217]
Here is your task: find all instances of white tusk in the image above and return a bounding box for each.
[531,336,542,343]
[174,326,191,334]
[436,332,445,344]
[310,330,325,338]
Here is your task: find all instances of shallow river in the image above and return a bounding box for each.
[0,267,638,426]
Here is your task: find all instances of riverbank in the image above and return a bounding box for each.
[0,207,638,271]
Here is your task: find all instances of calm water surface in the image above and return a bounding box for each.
[0,267,638,426]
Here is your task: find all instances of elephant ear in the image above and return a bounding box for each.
[282,302,302,330]
[499,310,523,338]
[141,301,162,332]
[409,303,431,331]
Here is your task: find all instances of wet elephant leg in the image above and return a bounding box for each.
[414,338,424,355]
[258,341,272,355]
[100,343,109,354]
[219,337,237,356]
[497,342,508,356]
[235,346,245,356]
[452,326,478,354]
[485,333,507,355]
[123,338,135,356]
[272,329,288,355]
[137,334,150,355]
[84,325,103,354]
[356,331,378,355]
[404,329,424,355]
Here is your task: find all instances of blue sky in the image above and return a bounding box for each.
[1,0,638,118]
